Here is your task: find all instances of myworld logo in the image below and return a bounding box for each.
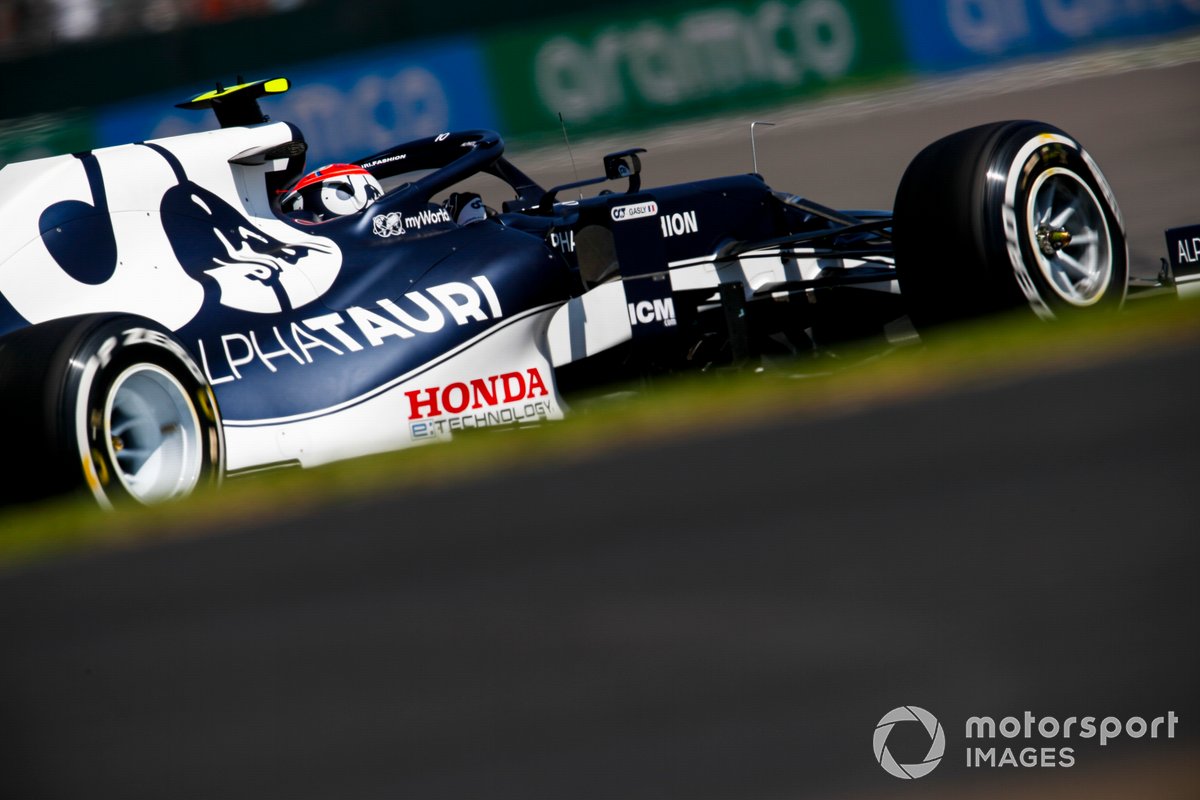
[873,706,945,779]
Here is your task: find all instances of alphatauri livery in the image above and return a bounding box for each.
[0,77,1183,507]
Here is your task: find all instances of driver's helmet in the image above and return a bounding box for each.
[280,163,383,220]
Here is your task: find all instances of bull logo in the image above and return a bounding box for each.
[147,143,341,314]
[5,136,344,328]
[165,183,339,314]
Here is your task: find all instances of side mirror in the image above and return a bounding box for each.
[603,148,646,193]
[535,147,649,213]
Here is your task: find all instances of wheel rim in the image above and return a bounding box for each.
[104,364,203,504]
[1025,167,1113,306]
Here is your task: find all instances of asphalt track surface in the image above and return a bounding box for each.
[2,49,1198,800]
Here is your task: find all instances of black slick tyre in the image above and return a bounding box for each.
[893,120,1128,332]
[0,314,223,507]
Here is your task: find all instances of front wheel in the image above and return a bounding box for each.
[893,120,1128,331]
[0,315,224,508]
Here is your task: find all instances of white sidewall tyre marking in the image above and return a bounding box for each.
[74,350,112,510]
[1080,146,1129,306]
[1002,132,1077,320]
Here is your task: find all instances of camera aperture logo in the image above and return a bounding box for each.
[874,706,945,779]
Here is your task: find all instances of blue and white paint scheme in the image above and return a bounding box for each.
[12,77,1145,502]
[0,119,569,473]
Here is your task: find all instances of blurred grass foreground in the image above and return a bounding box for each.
[1,295,1196,570]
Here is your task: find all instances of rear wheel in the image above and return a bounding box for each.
[0,315,223,507]
[893,120,1127,331]
[102,362,206,504]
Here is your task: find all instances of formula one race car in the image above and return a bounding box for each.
[0,77,1185,507]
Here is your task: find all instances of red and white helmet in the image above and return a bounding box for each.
[280,163,383,219]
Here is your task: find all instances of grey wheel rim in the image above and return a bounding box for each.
[1026,167,1113,306]
[105,364,203,503]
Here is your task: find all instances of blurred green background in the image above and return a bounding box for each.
[2,0,1198,165]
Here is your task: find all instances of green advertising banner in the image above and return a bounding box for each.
[0,112,94,167]
[482,0,908,138]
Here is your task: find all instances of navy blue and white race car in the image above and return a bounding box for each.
[0,77,1184,507]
